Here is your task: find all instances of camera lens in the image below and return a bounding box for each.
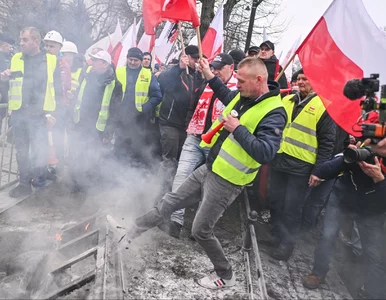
[344,148,372,163]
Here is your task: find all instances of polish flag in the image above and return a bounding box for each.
[201,3,223,60]
[107,20,123,53]
[296,0,386,136]
[280,36,301,83]
[138,32,155,53]
[111,19,142,68]
[154,21,178,64]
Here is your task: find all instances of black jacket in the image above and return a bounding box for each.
[314,154,386,214]
[158,65,205,129]
[270,92,336,176]
[76,66,122,137]
[261,55,288,89]
[0,51,11,104]
[205,77,287,180]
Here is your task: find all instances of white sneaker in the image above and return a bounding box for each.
[197,271,236,289]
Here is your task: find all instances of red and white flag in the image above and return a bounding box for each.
[201,3,223,60]
[154,21,178,64]
[280,36,301,82]
[107,20,123,53]
[138,32,155,53]
[111,19,141,68]
[296,0,386,136]
[143,0,200,35]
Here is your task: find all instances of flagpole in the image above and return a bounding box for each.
[275,51,297,82]
[178,22,189,74]
[195,26,205,78]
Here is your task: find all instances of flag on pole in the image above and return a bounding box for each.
[201,3,224,60]
[111,19,141,68]
[107,20,123,53]
[280,36,301,83]
[138,32,155,53]
[154,22,178,64]
[296,0,386,136]
[262,27,269,42]
[143,0,200,35]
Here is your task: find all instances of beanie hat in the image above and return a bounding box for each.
[127,47,143,60]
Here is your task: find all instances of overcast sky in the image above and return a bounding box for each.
[274,0,386,55]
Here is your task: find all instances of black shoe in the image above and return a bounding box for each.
[168,221,182,239]
[189,233,196,241]
[9,185,32,198]
[270,244,294,261]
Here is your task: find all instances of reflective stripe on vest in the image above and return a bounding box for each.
[73,69,116,132]
[278,94,325,164]
[116,66,152,112]
[201,92,284,186]
[8,52,57,111]
[71,68,82,92]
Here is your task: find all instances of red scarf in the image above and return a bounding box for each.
[187,72,238,135]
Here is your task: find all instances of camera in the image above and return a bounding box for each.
[343,146,374,164]
[343,74,386,143]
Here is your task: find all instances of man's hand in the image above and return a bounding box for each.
[198,58,215,81]
[365,138,386,157]
[358,156,385,183]
[179,54,189,70]
[0,69,11,81]
[223,114,240,133]
[309,174,324,187]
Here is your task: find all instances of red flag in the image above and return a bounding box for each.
[143,0,200,35]
[296,0,386,136]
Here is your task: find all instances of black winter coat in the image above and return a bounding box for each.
[158,65,205,129]
[261,55,288,89]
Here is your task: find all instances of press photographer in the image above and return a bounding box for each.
[302,141,386,299]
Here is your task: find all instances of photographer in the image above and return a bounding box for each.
[302,142,386,299]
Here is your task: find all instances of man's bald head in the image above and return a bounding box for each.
[236,57,270,98]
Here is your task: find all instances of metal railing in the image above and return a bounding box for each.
[0,103,18,190]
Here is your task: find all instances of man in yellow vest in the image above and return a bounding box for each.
[267,69,335,261]
[112,47,162,167]
[118,57,287,289]
[70,50,121,191]
[0,27,61,198]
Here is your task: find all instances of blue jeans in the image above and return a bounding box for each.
[12,111,48,188]
[313,189,386,299]
[170,135,210,225]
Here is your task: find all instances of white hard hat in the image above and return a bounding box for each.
[61,41,78,54]
[89,50,111,65]
[44,30,63,45]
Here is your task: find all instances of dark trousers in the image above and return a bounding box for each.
[12,111,48,188]
[269,168,309,248]
[52,106,70,165]
[313,190,386,299]
[302,179,335,228]
[69,129,104,189]
[159,124,186,191]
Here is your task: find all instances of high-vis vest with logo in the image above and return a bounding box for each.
[70,68,82,93]
[116,66,152,112]
[201,93,284,186]
[278,94,325,164]
[73,70,116,132]
[8,52,56,111]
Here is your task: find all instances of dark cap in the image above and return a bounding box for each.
[247,46,260,54]
[127,47,143,60]
[0,33,15,45]
[259,40,275,51]
[210,53,234,70]
[228,49,245,64]
[185,45,199,58]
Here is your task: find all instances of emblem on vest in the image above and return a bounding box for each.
[305,105,316,116]
[140,74,149,82]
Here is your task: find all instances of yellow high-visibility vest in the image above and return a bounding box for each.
[201,92,284,185]
[73,69,116,132]
[70,68,82,93]
[8,52,56,111]
[278,94,326,164]
[116,66,152,112]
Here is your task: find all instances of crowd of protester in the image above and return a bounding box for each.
[0,27,385,297]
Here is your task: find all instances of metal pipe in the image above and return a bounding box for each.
[244,0,259,52]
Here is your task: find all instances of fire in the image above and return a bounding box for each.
[56,233,62,241]
[85,223,90,231]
